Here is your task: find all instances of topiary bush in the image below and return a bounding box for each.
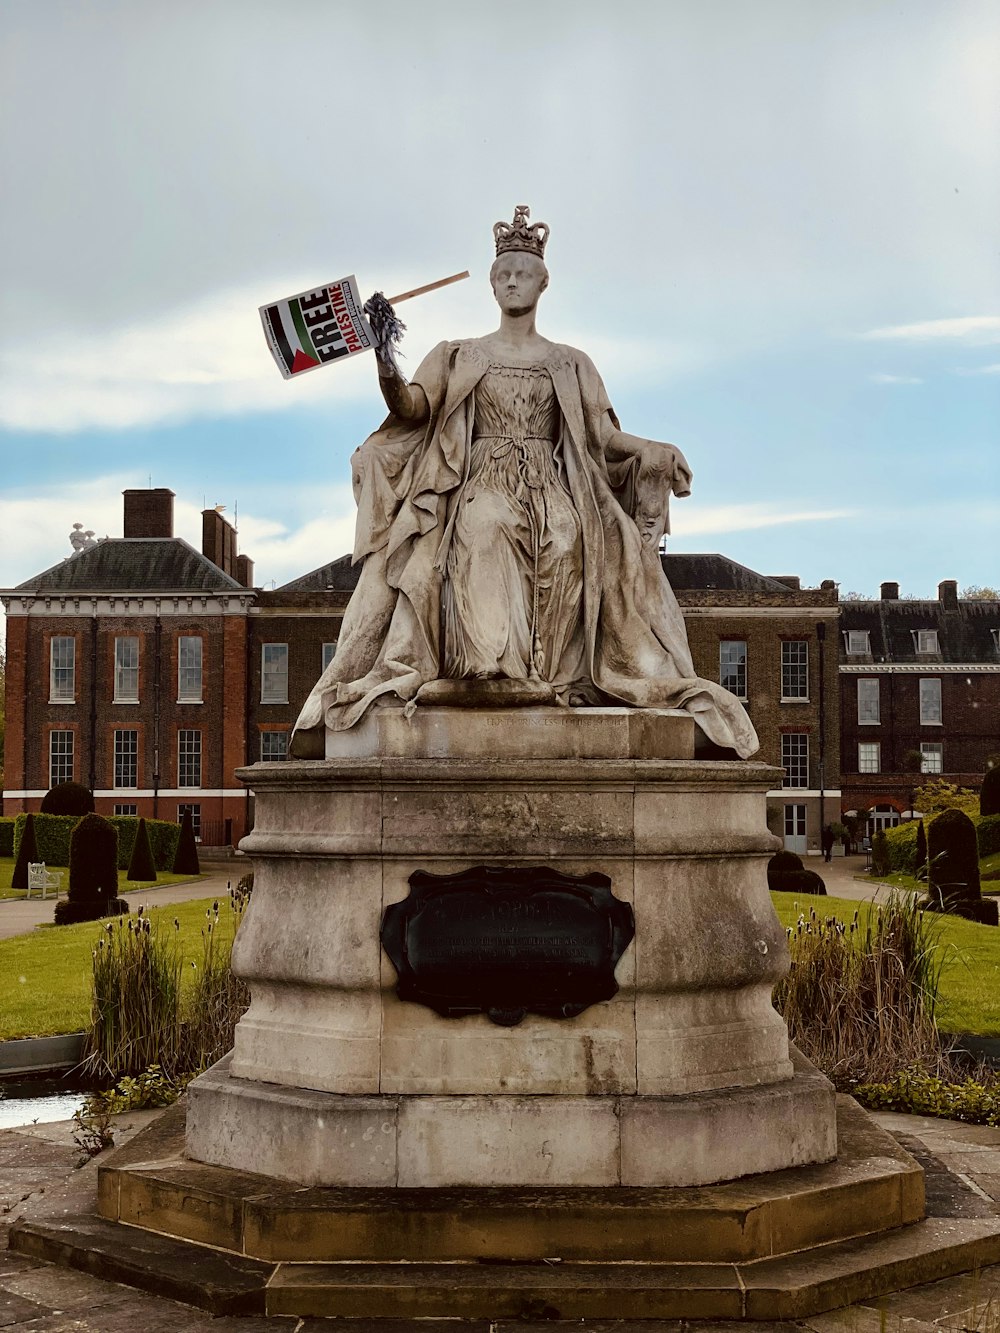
[110,817,181,872]
[0,816,15,858]
[11,812,39,890]
[767,849,826,895]
[882,821,919,873]
[982,765,1000,819]
[871,830,892,877]
[14,813,79,867]
[54,813,127,925]
[40,781,95,816]
[126,817,157,882]
[980,815,1000,860]
[171,807,200,875]
[915,819,927,880]
[924,807,996,925]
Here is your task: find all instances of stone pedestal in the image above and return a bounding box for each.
[186,705,836,1188]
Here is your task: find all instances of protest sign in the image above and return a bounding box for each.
[260,276,375,379]
[260,271,469,380]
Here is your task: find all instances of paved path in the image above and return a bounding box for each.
[2,1105,1000,1329]
[0,867,244,941]
[809,852,904,903]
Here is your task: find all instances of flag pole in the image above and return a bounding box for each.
[386,271,470,305]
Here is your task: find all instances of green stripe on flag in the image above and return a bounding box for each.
[290,298,318,359]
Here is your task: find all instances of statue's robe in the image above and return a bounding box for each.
[290,338,759,759]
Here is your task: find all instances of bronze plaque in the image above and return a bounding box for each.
[380,864,635,1026]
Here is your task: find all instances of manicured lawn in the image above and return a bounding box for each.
[772,890,1000,1039]
[0,856,203,900]
[0,895,232,1040]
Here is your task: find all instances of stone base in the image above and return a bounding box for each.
[186,1048,835,1189]
[13,1095,1000,1320]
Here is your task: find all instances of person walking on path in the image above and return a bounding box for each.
[821,824,835,863]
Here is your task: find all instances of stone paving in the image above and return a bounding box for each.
[4,1107,1000,1329]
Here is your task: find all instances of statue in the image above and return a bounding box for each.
[67,523,98,556]
[290,207,758,759]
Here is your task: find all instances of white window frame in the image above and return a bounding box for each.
[260,730,289,762]
[178,729,202,787]
[322,641,338,672]
[914,629,939,654]
[261,643,289,703]
[49,636,76,702]
[857,677,880,725]
[114,803,138,817]
[780,640,809,700]
[845,630,870,655]
[858,741,880,774]
[177,636,203,703]
[49,730,74,786]
[920,742,944,774]
[781,733,809,789]
[919,677,942,726]
[113,729,138,789]
[177,802,202,841]
[719,640,747,700]
[114,636,139,703]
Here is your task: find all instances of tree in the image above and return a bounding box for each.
[55,813,127,925]
[12,813,38,890]
[962,586,1000,600]
[126,817,157,882]
[171,807,200,875]
[915,779,979,818]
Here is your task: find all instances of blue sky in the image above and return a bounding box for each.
[1,0,997,621]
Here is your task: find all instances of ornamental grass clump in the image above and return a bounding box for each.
[84,887,251,1085]
[773,893,948,1089]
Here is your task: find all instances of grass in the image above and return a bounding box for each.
[0,855,203,900]
[0,895,230,1040]
[771,890,1000,1038]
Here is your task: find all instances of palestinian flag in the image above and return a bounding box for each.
[260,275,375,380]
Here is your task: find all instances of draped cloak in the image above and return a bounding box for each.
[289,338,759,760]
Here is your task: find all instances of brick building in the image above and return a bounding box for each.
[839,581,1000,831]
[1,490,256,843]
[668,556,841,855]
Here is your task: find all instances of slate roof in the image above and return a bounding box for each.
[10,539,244,594]
[661,553,795,592]
[278,551,804,596]
[840,598,1000,664]
[277,554,360,593]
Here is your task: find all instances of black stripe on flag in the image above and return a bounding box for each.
[266,306,295,374]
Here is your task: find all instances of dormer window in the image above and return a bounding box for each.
[844,630,870,655]
[914,629,939,654]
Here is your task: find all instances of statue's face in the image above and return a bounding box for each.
[491,252,548,316]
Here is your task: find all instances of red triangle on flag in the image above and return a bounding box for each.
[291,349,319,374]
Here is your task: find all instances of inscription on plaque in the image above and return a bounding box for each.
[380,865,635,1025]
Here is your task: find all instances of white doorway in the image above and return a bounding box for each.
[868,804,900,833]
[784,804,807,854]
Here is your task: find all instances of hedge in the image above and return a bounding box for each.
[883,812,1000,872]
[0,817,15,858]
[13,813,181,870]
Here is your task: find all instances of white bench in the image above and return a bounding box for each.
[26,862,62,899]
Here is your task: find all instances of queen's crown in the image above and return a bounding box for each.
[493,205,549,260]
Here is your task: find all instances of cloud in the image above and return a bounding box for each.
[671,503,854,538]
[860,316,1000,344]
[955,362,1000,376]
[869,372,923,385]
[0,273,709,435]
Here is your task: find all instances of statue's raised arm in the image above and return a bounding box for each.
[290,206,758,761]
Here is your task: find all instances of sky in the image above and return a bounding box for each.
[1,0,997,635]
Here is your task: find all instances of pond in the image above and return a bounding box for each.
[0,1076,87,1130]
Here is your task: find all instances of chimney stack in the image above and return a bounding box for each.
[202,508,237,578]
[880,581,899,600]
[770,575,801,590]
[236,554,255,588]
[938,579,959,608]
[123,488,174,538]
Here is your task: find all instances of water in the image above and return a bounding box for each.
[0,1078,87,1129]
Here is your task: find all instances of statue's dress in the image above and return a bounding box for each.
[290,339,758,759]
[446,361,586,688]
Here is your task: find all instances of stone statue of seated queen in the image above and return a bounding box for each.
[290,206,758,760]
